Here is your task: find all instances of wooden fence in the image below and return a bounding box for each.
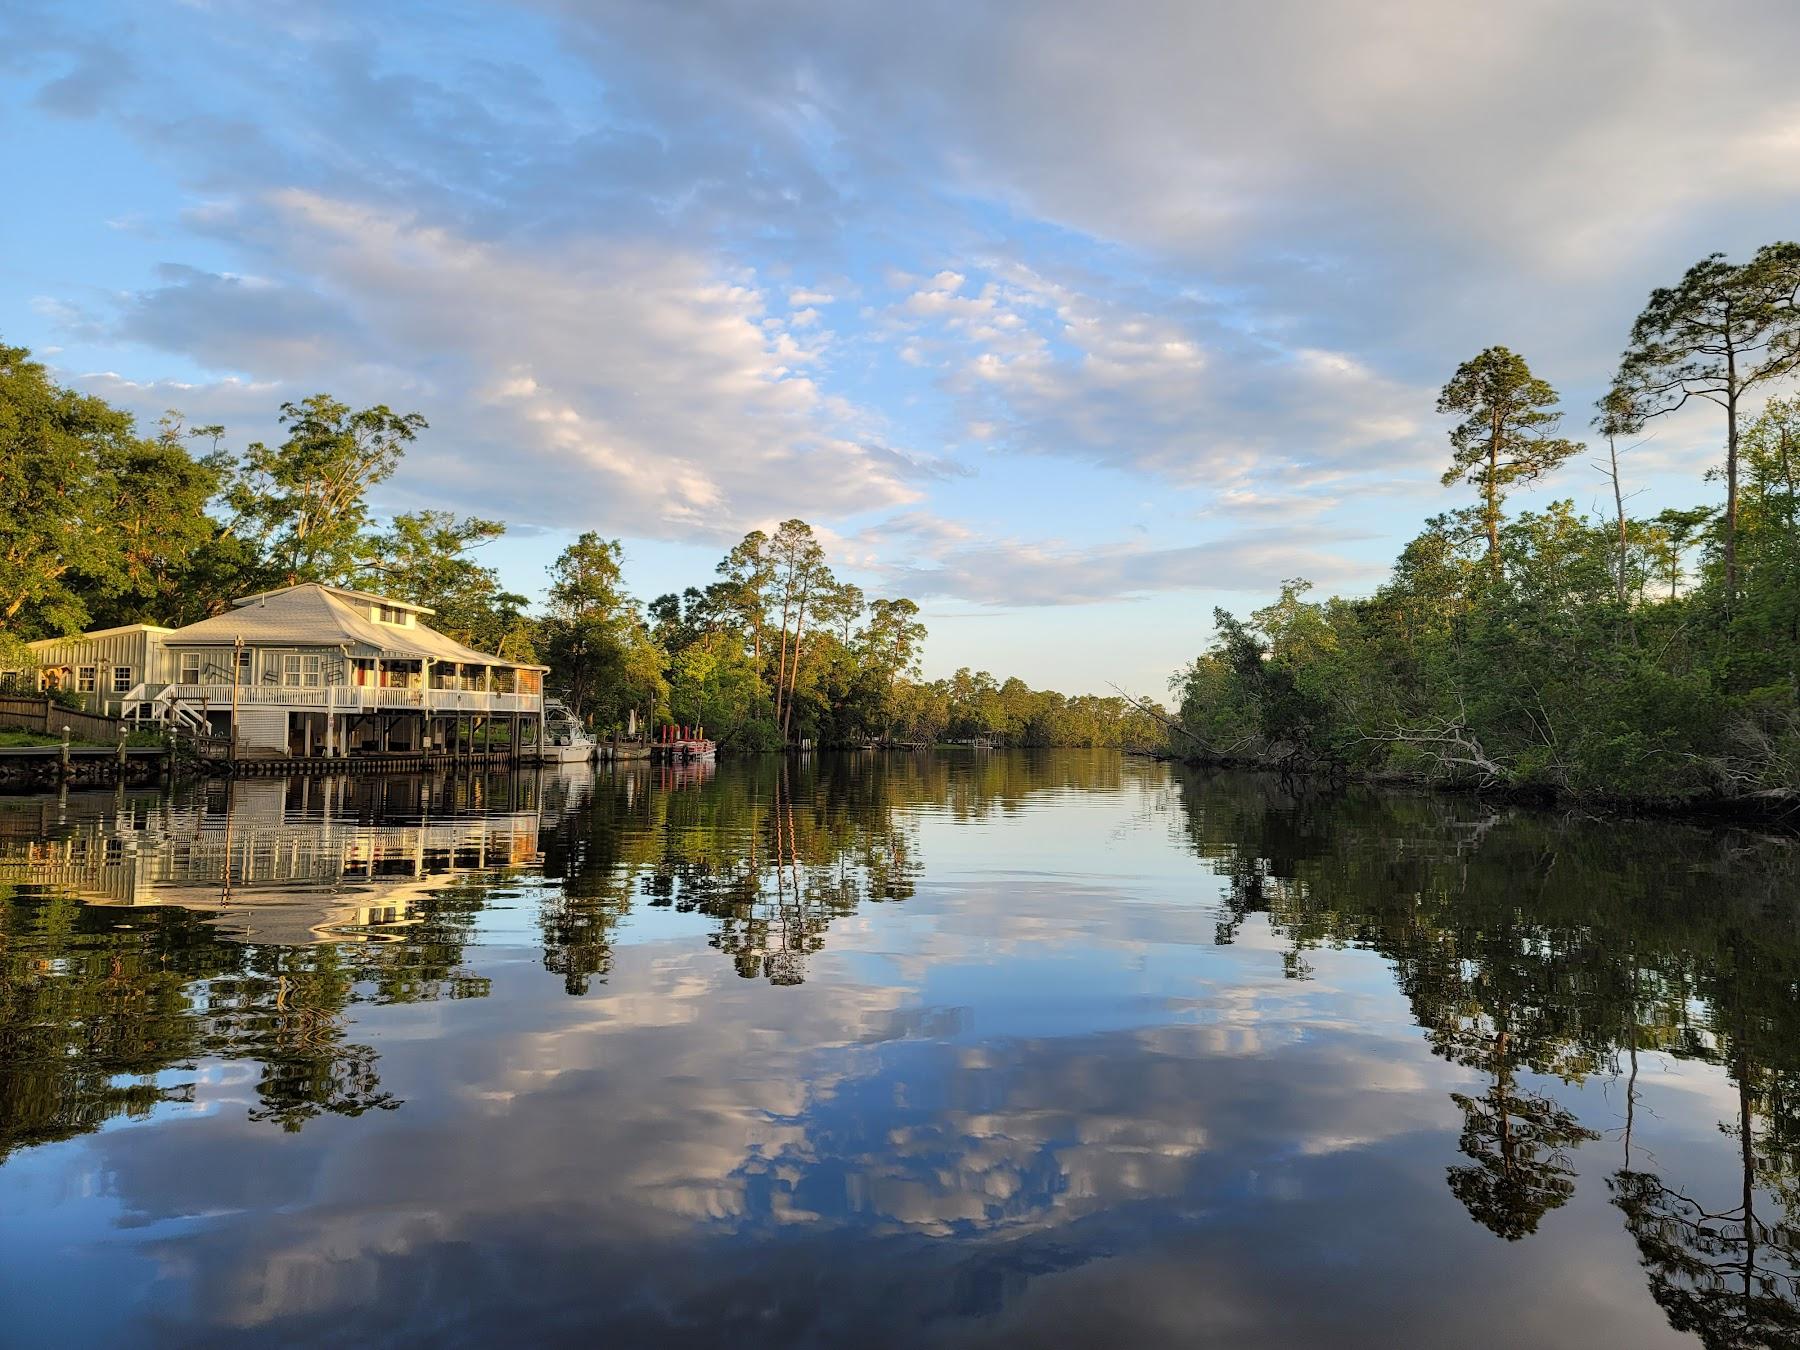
[0,695,133,744]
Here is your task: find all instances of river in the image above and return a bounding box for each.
[1,751,1796,1348]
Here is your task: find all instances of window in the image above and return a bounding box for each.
[372,603,412,626]
[282,654,323,688]
[77,666,96,692]
[178,653,202,685]
[112,666,133,693]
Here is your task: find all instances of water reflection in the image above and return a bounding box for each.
[1177,770,1800,1346]
[0,770,540,1153]
[0,754,1796,1348]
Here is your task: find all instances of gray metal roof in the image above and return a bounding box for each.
[169,584,543,668]
[231,583,434,616]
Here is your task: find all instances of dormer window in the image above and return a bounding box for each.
[372,603,412,626]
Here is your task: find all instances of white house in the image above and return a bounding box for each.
[18,583,546,758]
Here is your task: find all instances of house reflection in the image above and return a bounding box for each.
[0,773,544,944]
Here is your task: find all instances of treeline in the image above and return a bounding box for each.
[1173,241,1800,808]
[543,521,1164,749]
[0,341,1155,749]
[0,345,533,666]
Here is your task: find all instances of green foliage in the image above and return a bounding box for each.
[1438,346,1582,569]
[540,533,666,730]
[358,509,531,657]
[222,394,427,588]
[0,343,153,635]
[629,531,1161,750]
[1607,242,1800,596]
[0,346,525,660]
[1172,253,1800,807]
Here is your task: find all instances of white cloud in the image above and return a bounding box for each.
[75,191,939,541]
[857,514,1379,607]
[888,261,1438,494]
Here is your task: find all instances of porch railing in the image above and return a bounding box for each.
[156,684,540,715]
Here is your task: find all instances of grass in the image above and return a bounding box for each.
[0,729,71,748]
[0,728,168,749]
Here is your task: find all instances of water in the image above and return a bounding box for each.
[1,752,1796,1349]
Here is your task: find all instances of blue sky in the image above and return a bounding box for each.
[5,1,1799,696]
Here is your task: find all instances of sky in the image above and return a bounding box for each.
[4,1,1799,698]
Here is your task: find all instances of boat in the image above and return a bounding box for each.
[528,700,596,763]
[651,724,716,763]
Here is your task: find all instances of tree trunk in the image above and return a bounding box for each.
[772,594,793,734]
[1726,350,1740,606]
[1739,1056,1756,1316]
[784,595,810,741]
[1486,443,1502,576]
[1609,437,1629,608]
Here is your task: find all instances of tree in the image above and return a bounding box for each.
[1594,391,1639,615]
[539,533,664,728]
[0,344,138,635]
[357,510,526,654]
[1728,398,1800,682]
[764,520,832,741]
[223,394,426,587]
[1610,1055,1800,1350]
[861,597,927,739]
[1448,1079,1599,1241]
[1607,244,1800,602]
[1438,346,1583,574]
[716,530,774,667]
[76,414,236,629]
[1646,506,1716,601]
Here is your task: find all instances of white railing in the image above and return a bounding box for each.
[424,689,538,714]
[161,684,540,715]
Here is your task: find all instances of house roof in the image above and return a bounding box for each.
[230,583,435,616]
[169,584,542,668]
[29,623,174,647]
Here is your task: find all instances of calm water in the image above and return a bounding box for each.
[2,752,1797,1349]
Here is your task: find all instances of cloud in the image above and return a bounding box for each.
[885,261,1437,494]
[14,0,1800,645]
[114,263,358,371]
[861,516,1379,607]
[69,191,938,541]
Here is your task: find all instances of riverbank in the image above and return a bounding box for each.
[1154,745,1800,827]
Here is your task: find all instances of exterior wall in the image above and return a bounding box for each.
[234,706,289,753]
[26,628,170,716]
[165,644,347,694]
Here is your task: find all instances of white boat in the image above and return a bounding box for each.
[529,700,596,764]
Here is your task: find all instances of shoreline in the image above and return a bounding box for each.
[1148,747,1800,829]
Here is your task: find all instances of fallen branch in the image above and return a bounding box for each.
[1107,683,1208,749]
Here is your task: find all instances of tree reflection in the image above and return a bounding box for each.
[1448,1077,1597,1240]
[1172,766,1800,1337]
[543,754,952,988]
[0,775,522,1154]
